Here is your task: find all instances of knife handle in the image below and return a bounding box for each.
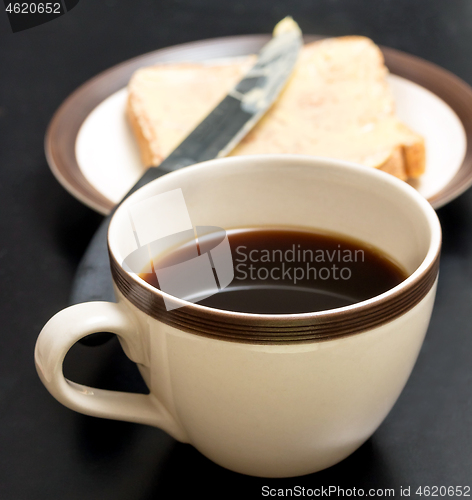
[71,161,181,346]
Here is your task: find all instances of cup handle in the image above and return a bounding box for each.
[34,301,188,442]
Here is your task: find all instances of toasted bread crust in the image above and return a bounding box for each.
[126,97,156,166]
[377,146,407,180]
[404,140,426,178]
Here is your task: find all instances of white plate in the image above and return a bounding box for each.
[46,35,472,213]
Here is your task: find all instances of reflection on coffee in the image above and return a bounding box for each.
[139,228,408,314]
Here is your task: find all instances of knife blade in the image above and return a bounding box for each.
[71,18,302,343]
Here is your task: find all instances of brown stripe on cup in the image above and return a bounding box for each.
[109,247,440,345]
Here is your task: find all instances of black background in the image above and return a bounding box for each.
[1,1,472,498]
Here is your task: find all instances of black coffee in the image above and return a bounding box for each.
[139,228,407,314]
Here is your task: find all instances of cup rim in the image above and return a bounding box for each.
[108,155,441,343]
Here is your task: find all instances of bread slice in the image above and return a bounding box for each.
[127,36,425,180]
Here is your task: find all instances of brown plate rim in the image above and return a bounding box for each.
[45,34,472,214]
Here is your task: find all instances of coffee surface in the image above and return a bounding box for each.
[139,228,408,314]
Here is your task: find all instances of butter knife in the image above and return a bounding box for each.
[71,18,302,343]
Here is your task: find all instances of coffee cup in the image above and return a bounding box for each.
[35,155,441,477]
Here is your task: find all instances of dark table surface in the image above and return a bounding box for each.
[1,1,472,498]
